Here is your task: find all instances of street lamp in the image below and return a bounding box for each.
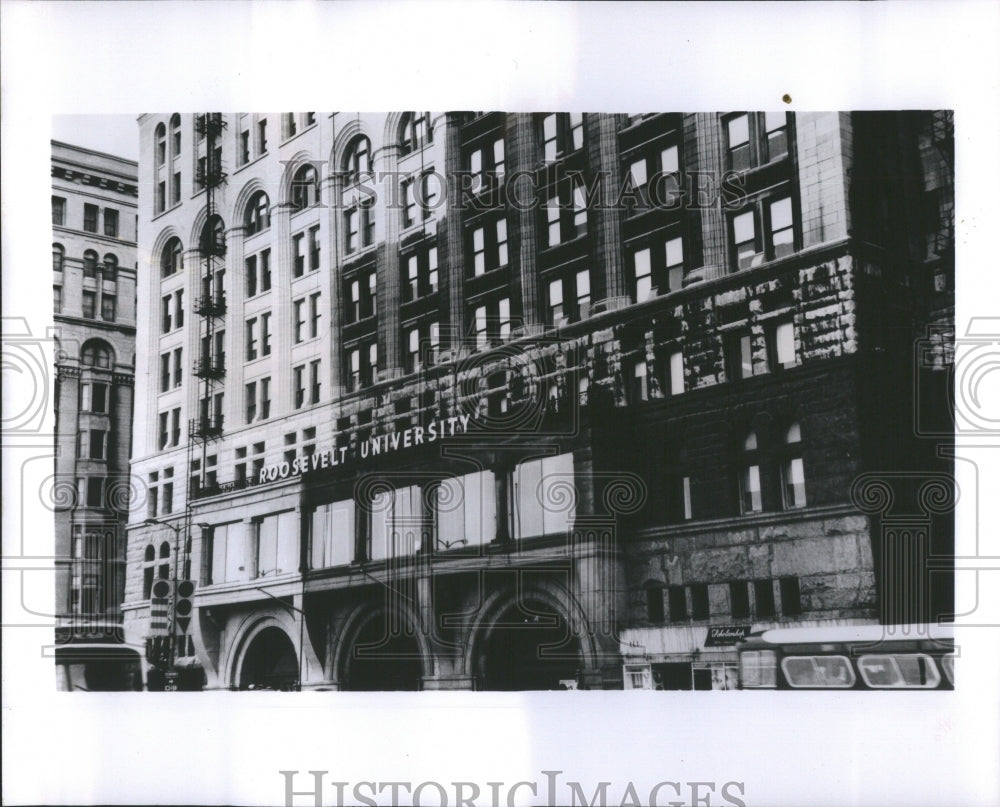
[143,517,210,680]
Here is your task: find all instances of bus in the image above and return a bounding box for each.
[54,641,147,691]
[738,624,955,690]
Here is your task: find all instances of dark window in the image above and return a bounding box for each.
[646,585,665,623]
[292,164,319,210]
[82,250,98,278]
[161,237,183,278]
[245,191,270,236]
[343,136,372,184]
[309,359,321,404]
[739,430,763,514]
[780,422,807,509]
[293,233,305,277]
[690,584,710,621]
[754,580,776,618]
[81,291,96,319]
[53,244,65,272]
[667,585,687,622]
[83,204,99,233]
[730,581,751,620]
[724,330,754,381]
[400,112,432,154]
[401,243,439,301]
[101,295,116,322]
[780,576,802,616]
[293,365,305,409]
[52,196,66,226]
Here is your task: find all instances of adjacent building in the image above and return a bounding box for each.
[52,140,139,689]
[124,111,954,691]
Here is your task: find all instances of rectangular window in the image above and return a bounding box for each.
[730,582,751,620]
[309,359,321,404]
[260,377,271,419]
[245,318,258,361]
[171,408,181,447]
[782,457,807,509]
[633,247,652,302]
[779,577,802,616]
[82,291,96,319]
[260,249,271,291]
[474,305,488,351]
[548,279,564,327]
[309,293,321,339]
[472,227,486,276]
[81,382,109,414]
[83,204,98,233]
[160,354,171,392]
[754,580,776,618]
[86,477,104,508]
[348,279,361,322]
[542,114,558,163]
[646,587,665,623]
[668,585,687,622]
[103,208,119,237]
[159,413,169,450]
[245,255,257,297]
[770,320,796,369]
[156,182,166,214]
[261,311,272,356]
[740,464,762,513]
[309,225,321,271]
[403,178,418,227]
[257,118,268,154]
[510,453,575,540]
[240,130,250,165]
[769,196,794,258]
[294,365,305,409]
[53,286,62,313]
[493,137,505,179]
[576,269,591,320]
[101,295,116,322]
[631,360,648,403]
[764,111,789,161]
[310,500,356,569]
[725,332,754,381]
[245,381,257,424]
[171,172,181,205]
[669,350,684,395]
[572,180,587,237]
[727,114,751,172]
[498,297,511,342]
[52,196,66,226]
[293,234,305,277]
[161,297,172,333]
[294,299,305,343]
[175,290,184,328]
[345,208,359,254]
[546,193,561,247]
[436,471,497,548]
[348,348,360,391]
[665,236,684,292]
[733,210,757,270]
[681,476,693,520]
[88,429,107,461]
[691,584,710,621]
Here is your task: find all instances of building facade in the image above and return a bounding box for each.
[124,111,954,691]
[52,140,139,688]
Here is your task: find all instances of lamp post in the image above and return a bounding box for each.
[143,517,210,682]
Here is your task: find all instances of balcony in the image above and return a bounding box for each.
[193,354,226,380]
[191,414,224,439]
[194,290,227,316]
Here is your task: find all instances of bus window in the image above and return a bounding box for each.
[857,654,941,689]
[740,650,776,688]
[940,655,955,687]
[781,655,855,688]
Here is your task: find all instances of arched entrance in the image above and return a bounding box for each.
[238,626,299,691]
[342,611,423,691]
[478,600,581,690]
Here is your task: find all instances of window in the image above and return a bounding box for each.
[739,430,763,514]
[730,193,796,270]
[667,586,687,622]
[173,348,182,388]
[730,582,751,620]
[283,112,297,140]
[88,429,107,460]
[239,129,250,165]
[405,321,440,371]
[546,268,590,326]
[343,135,372,184]
[293,365,305,409]
[101,295,116,322]
[293,233,305,277]
[161,296,173,333]
[52,197,66,226]
[781,422,807,509]
[346,341,378,391]
[668,349,685,395]
[307,225,320,271]
[630,235,684,302]
[53,244,64,272]
[548,279,564,326]
[400,112,432,154]
[344,201,375,254]
[84,477,104,508]
[261,311,272,356]
[292,164,319,211]
[174,290,184,328]
[171,172,181,205]
[160,353,171,392]
[83,204,99,233]
[260,377,271,419]
[245,255,258,297]
[769,320,797,369]
[245,381,257,423]
[80,382,109,414]
[257,117,268,154]
[646,585,665,623]
[436,471,496,548]
[402,172,438,228]
[161,237,183,278]
[724,330,754,381]
[726,111,789,172]
[691,584,710,620]
[543,178,588,248]
[81,341,112,368]
[345,269,376,323]
[754,580,776,618]
[102,254,118,281]
[309,359,321,404]
[310,499,356,569]
[402,244,439,300]
[170,408,181,447]
[309,293,321,339]
[540,112,584,162]
[245,191,270,236]
[53,285,62,313]
[245,318,258,361]
[142,545,156,599]
[293,300,305,343]
[467,136,506,192]
[468,217,508,277]
[82,291,96,319]
[83,250,98,278]
[510,453,576,539]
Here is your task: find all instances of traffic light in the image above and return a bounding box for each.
[150,579,173,635]
[175,580,195,634]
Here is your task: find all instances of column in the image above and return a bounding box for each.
[224,226,245,435]
[508,113,540,330]
[273,203,295,413]
[441,112,465,352]
[586,113,629,308]
[323,173,345,400]
[376,142,402,377]
[694,113,728,275]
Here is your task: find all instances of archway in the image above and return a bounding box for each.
[477,600,581,690]
[341,611,423,691]
[238,626,298,691]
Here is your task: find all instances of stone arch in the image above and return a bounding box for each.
[225,610,300,690]
[383,112,407,151]
[330,117,372,177]
[151,225,183,265]
[278,149,318,203]
[463,579,597,688]
[229,176,271,231]
[331,599,433,690]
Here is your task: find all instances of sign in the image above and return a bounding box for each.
[257,412,474,484]
[704,625,750,647]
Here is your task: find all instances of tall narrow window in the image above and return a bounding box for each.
[548,279,564,327]
[781,422,807,508]
[103,209,119,237]
[52,197,66,226]
[769,197,795,259]
[732,210,757,270]
[53,244,65,272]
[309,293,320,339]
[83,204,99,233]
[309,359,321,404]
[740,431,762,514]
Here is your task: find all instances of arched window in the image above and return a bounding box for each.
[53,244,64,272]
[155,123,167,166]
[200,215,226,255]
[244,191,270,236]
[400,112,432,155]
[158,541,171,580]
[102,253,118,280]
[739,430,762,513]
[169,113,181,155]
[81,339,113,369]
[781,422,807,508]
[291,164,319,210]
[143,545,156,599]
[343,135,372,184]
[161,237,183,278]
[82,250,98,278]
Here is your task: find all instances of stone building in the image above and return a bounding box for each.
[123,111,953,691]
[52,140,139,688]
